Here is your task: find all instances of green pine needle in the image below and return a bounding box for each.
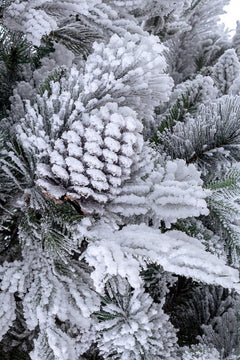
[38,68,67,96]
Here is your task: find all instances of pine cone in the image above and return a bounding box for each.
[37,102,143,204]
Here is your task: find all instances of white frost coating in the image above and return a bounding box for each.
[0,232,99,357]
[96,277,178,360]
[105,0,145,11]
[23,240,99,357]
[22,254,99,329]
[84,224,240,293]
[0,261,24,340]
[1,1,240,359]
[50,103,142,202]
[4,0,101,46]
[83,33,173,125]
[148,159,210,226]
[107,153,210,226]
[170,75,218,107]
[17,52,151,204]
[0,261,24,294]
[46,327,81,360]
[229,75,240,96]
[5,4,57,47]
[50,42,75,68]
[0,292,17,341]
[31,325,96,360]
[160,95,240,163]
[212,49,240,95]
[19,97,144,203]
[180,344,220,360]
[16,31,172,206]
[84,239,142,292]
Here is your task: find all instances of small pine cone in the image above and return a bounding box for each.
[37,102,143,204]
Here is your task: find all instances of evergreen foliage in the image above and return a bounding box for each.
[0,0,240,359]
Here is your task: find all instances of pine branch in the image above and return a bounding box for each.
[206,168,240,195]
[38,68,67,96]
[165,280,230,347]
[19,200,82,259]
[31,39,55,69]
[154,90,197,136]
[204,168,240,259]
[0,28,32,118]
[94,276,177,359]
[156,96,240,170]
[152,74,216,142]
[0,135,37,202]
[49,22,101,58]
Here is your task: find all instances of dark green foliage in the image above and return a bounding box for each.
[0,208,23,265]
[0,349,31,360]
[31,39,55,69]
[164,277,230,347]
[0,299,34,360]
[195,55,206,72]
[81,345,103,360]
[145,12,180,40]
[0,28,32,119]
[164,276,201,346]
[0,134,28,260]
[0,28,55,120]
[189,0,202,12]
[0,133,40,262]
[206,168,240,192]
[141,263,176,303]
[200,293,240,358]
[18,200,83,259]
[0,198,83,266]
[171,218,204,238]
[194,40,227,75]
[152,73,216,145]
[0,135,37,198]
[170,217,222,254]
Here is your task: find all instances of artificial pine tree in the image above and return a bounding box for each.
[1,0,240,359]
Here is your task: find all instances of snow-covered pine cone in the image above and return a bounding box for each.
[16,30,172,208]
[37,102,143,204]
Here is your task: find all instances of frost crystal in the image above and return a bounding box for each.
[84,223,240,293]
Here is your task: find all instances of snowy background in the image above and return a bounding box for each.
[221,0,240,32]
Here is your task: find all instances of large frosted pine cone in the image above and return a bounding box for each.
[37,102,143,203]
